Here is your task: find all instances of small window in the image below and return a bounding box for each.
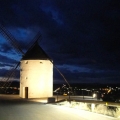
[25,61,28,64]
[40,62,43,64]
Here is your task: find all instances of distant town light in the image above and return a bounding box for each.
[93,93,97,98]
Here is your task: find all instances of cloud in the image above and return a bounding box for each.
[0,43,12,53]
[0,54,17,64]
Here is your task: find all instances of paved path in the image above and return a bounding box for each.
[0,95,119,120]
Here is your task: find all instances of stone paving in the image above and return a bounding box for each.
[0,95,119,120]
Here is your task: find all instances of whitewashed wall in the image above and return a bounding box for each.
[20,60,53,98]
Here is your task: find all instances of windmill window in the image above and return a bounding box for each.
[25,61,28,64]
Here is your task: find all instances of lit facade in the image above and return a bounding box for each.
[19,42,53,98]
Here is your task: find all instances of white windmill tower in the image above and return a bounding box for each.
[20,41,53,98]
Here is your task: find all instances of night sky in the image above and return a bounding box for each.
[0,0,120,84]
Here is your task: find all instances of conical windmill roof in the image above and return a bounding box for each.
[21,42,51,60]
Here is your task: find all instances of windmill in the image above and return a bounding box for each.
[0,24,71,98]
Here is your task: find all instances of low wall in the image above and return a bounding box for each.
[57,100,120,118]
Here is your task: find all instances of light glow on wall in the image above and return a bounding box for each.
[20,60,53,98]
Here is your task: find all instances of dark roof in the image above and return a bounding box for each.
[22,42,51,60]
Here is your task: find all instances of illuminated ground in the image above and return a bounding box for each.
[0,95,119,120]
